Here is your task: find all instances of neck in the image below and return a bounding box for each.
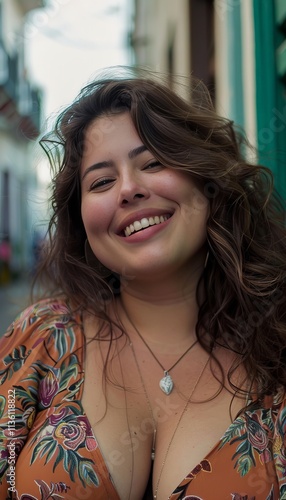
[118,262,204,349]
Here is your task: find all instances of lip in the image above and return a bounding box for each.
[118,215,172,243]
[116,208,175,236]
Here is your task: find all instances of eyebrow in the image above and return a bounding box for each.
[81,144,148,181]
[128,144,147,159]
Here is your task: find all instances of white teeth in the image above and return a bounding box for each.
[124,215,170,237]
[141,218,150,228]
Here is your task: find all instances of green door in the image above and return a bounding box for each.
[253,0,286,198]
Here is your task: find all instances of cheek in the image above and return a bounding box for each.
[81,200,110,236]
[180,186,209,226]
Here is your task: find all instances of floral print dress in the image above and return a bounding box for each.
[0,299,285,500]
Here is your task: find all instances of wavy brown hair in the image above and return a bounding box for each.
[36,71,286,399]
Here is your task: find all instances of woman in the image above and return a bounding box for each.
[0,72,286,500]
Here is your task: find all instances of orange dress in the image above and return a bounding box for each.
[0,299,285,500]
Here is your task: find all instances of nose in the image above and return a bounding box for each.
[118,171,150,206]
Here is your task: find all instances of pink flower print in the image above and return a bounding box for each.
[52,481,70,494]
[54,421,86,450]
[32,337,46,349]
[0,449,8,459]
[19,480,71,500]
[39,369,59,407]
[1,437,25,467]
[50,303,70,315]
[55,322,66,329]
[187,459,212,479]
[0,449,8,475]
[77,416,97,451]
[3,425,25,439]
[260,446,272,464]
[246,413,268,452]
[49,407,68,426]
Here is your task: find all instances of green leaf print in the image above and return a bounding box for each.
[67,327,76,351]
[3,355,14,366]
[59,330,68,358]
[45,440,58,463]
[64,449,78,482]
[280,485,286,500]
[59,355,78,392]
[13,385,37,408]
[66,379,84,401]
[12,360,23,372]
[236,454,252,476]
[0,371,8,385]
[53,445,65,471]
[0,396,5,419]
[31,437,54,463]
[48,325,77,360]
[79,461,100,487]
[1,346,31,380]
[219,417,246,448]
[232,437,250,458]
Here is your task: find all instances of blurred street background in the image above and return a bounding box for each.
[1,0,286,326]
[0,276,32,333]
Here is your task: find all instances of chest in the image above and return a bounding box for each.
[81,341,245,499]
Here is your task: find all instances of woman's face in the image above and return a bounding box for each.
[80,112,209,281]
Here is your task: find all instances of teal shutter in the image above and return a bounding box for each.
[275,0,286,198]
[276,0,286,83]
[253,0,286,197]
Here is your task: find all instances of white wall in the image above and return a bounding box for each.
[0,0,44,276]
[1,0,23,55]
[214,0,257,156]
[133,0,191,77]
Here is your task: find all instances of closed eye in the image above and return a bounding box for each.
[143,161,163,170]
[89,177,115,191]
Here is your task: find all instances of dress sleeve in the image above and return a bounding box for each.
[0,300,79,493]
[0,304,48,489]
[273,393,286,497]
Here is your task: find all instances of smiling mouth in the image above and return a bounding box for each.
[124,214,171,237]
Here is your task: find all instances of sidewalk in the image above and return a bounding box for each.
[0,277,33,334]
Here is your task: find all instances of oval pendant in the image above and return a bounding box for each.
[159,373,174,395]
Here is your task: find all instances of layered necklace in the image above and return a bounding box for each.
[132,324,198,395]
[121,302,198,395]
[153,355,210,499]
[128,333,211,499]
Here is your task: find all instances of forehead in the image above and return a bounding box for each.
[81,112,142,160]
[85,112,134,142]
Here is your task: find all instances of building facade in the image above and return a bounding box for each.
[130,0,286,196]
[215,0,286,195]
[130,0,214,98]
[0,0,45,282]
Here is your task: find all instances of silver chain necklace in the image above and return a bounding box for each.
[129,340,157,460]
[135,328,198,395]
[120,302,198,395]
[153,355,211,498]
